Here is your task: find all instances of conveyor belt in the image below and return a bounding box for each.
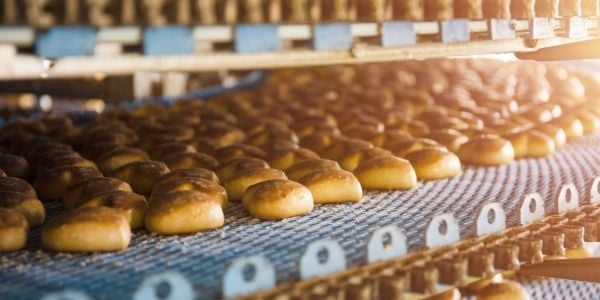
[2,134,600,300]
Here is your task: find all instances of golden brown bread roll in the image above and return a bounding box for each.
[0,191,45,227]
[34,166,102,201]
[322,138,373,160]
[63,177,133,210]
[298,168,362,204]
[248,127,298,147]
[388,138,446,157]
[299,132,338,152]
[161,152,219,171]
[80,142,122,159]
[154,168,220,186]
[224,168,288,202]
[285,158,341,181]
[504,131,528,159]
[525,130,556,158]
[552,116,584,141]
[95,147,150,175]
[535,123,567,148]
[36,155,97,174]
[339,147,393,172]
[214,144,266,163]
[136,134,179,151]
[0,154,31,180]
[78,191,148,229]
[242,179,314,220]
[0,208,28,251]
[145,190,224,235]
[0,177,36,197]
[267,147,319,170]
[405,148,462,180]
[576,111,600,133]
[151,177,228,208]
[110,160,170,195]
[215,157,269,181]
[457,135,515,166]
[148,142,197,161]
[428,129,469,153]
[42,207,131,252]
[190,137,221,156]
[354,156,417,190]
[476,280,530,300]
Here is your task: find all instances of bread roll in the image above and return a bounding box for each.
[339,147,392,172]
[224,168,288,201]
[476,280,530,300]
[110,161,170,195]
[0,177,36,197]
[151,177,228,208]
[428,129,469,153]
[145,190,224,235]
[525,130,556,158]
[0,154,31,180]
[299,132,338,151]
[148,142,197,161]
[354,156,417,190]
[42,207,130,252]
[34,166,102,201]
[248,127,297,147]
[285,159,341,181]
[214,144,266,163]
[215,157,269,181]
[95,147,150,175]
[36,155,97,173]
[267,148,319,170]
[162,152,218,171]
[405,148,462,180]
[457,135,515,166]
[0,191,45,227]
[576,111,600,133]
[552,116,584,141]
[63,177,133,210]
[0,208,28,251]
[78,191,148,229]
[242,179,313,220]
[322,138,373,160]
[388,138,446,157]
[535,124,567,148]
[298,169,362,204]
[371,131,413,148]
[80,142,121,159]
[504,131,528,159]
[136,134,179,151]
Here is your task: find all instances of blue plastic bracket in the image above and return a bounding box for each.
[313,23,352,51]
[234,24,281,53]
[144,26,195,56]
[381,21,416,47]
[36,26,96,59]
[489,19,516,40]
[440,19,470,43]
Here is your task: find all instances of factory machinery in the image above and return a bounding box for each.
[2,1,600,300]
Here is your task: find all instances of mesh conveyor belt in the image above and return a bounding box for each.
[3,134,600,300]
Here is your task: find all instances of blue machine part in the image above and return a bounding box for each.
[489,19,516,40]
[381,21,417,47]
[234,24,281,53]
[36,26,96,59]
[143,26,195,56]
[440,19,470,43]
[313,23,353,51]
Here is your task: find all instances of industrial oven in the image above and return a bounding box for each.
[1,1,600,300]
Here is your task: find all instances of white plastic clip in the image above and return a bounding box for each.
[299,239,346,280]
[367,225,407,263]
[475,202,506,236]
[590,176,600,204]
[425,214,460,248]
[41,290,92,300]
[133,271,194,300]
[518,193,545,225]
[556,183,579,213]
[222,255,275,299]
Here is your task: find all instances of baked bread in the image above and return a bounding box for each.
[148,142,197,161]
[63,177,133,210]
[405,148,462,180]
[224,168,288,201]
[428,129,469,153]
[0,191,45,227]
[242,179,314,220]
[576,111,600,133]
[267,147,319,170]
[0,208,28,251]
[388,138,446,157]
[161,152,218,171]
[34,166,102,201]
[136,134,178,151]
[535,124,567,148]
[145,190,224,235]
[476,280,530,300]
[298,169,362,204]
[552,116,584,141]
[36,155,97,174]
[110,161,170,195]
[154,168,220,187]
[151,177,228,208]
[285,159,341,181]
[215,157,269,181]
[0,177,36,197]
[214,144,266,163]
[78,191,148,229]
[457,135,515,166]
[353,156,417,190]
[42,207,131,252]
[339,147,393,172]
[95,147,150,175]
[80,142,122,159]
[0,154,31,180]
